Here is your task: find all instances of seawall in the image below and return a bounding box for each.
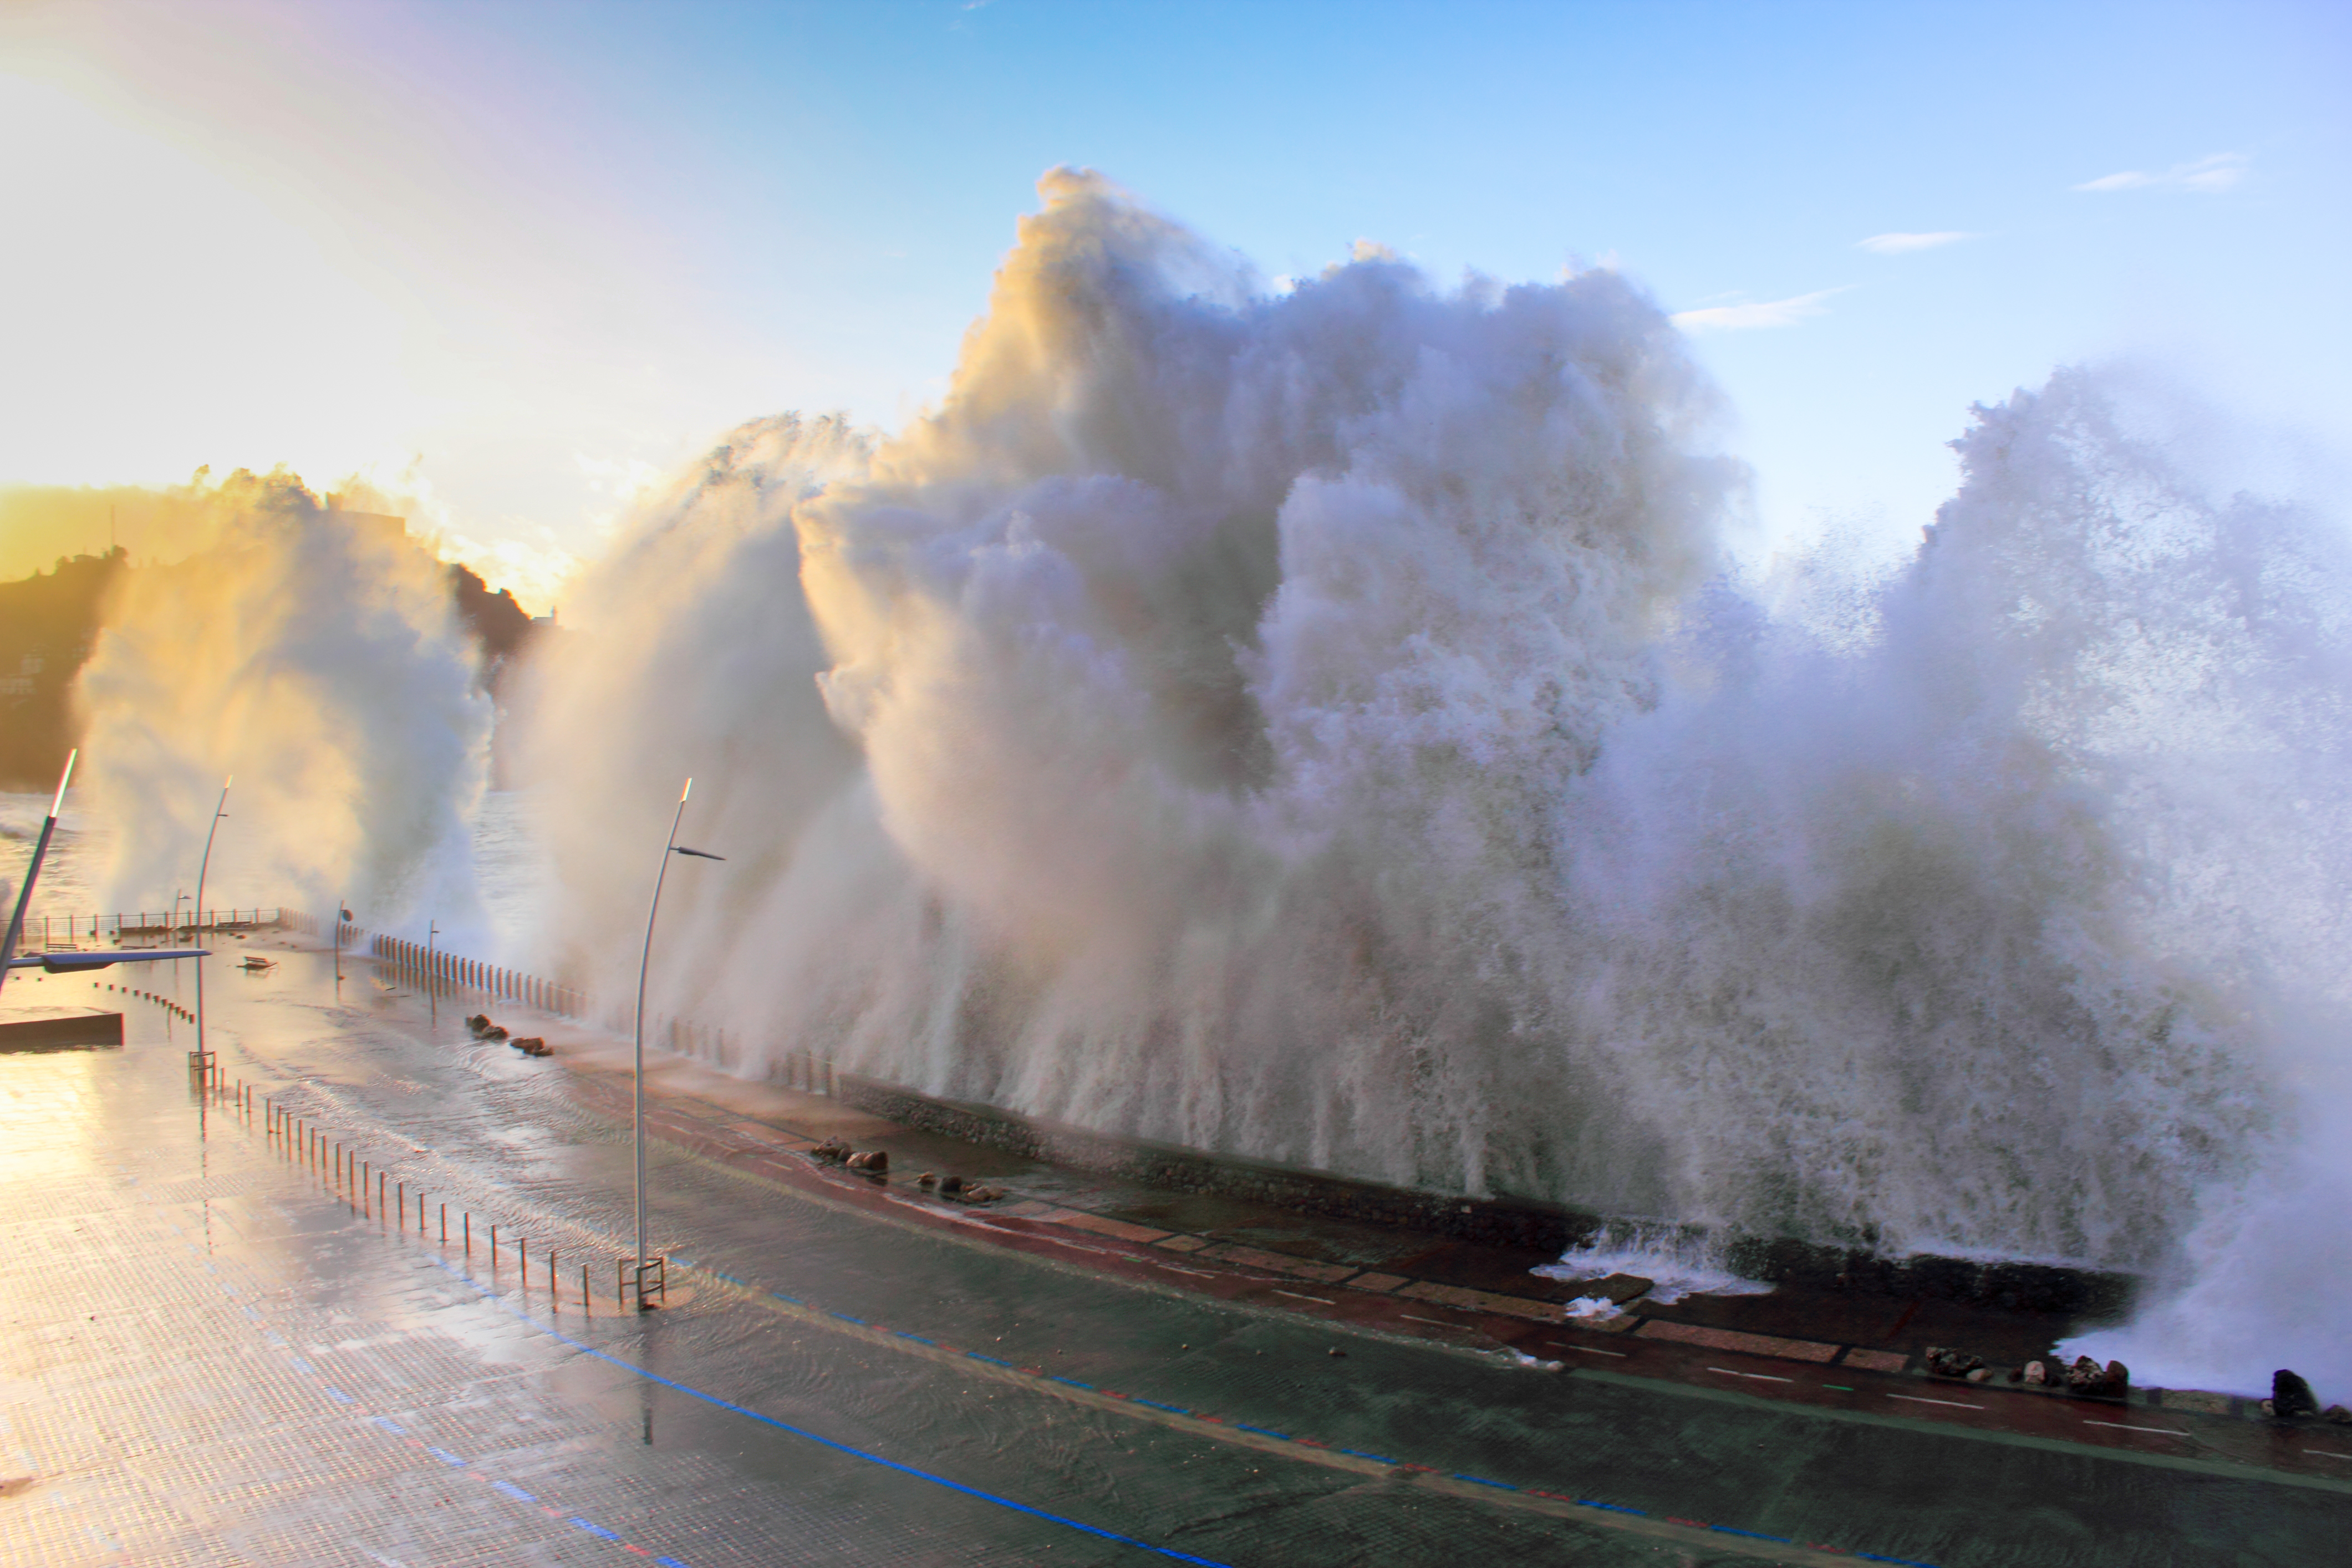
[834,1074,2137,1319]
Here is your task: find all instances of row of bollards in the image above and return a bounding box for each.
[253,1092,667,1313]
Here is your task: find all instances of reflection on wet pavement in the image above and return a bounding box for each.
[4,949,2346,1566]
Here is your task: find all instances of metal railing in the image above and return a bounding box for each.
[16,908,292,947]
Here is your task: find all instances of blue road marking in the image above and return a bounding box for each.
[323,1387,354,1404]
[493,1481,535,1503]
[430,1256,1236,1567]
[1455,1474,1515,1491]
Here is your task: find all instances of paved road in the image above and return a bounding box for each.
[3,949,2344,1566]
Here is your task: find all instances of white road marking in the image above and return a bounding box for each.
[1889,1393,1984,1411]
[2084,1419,2188,1437]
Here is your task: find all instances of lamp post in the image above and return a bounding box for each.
[0,751,77,996]
[334,904,354,988]
[632,777,722,1309]
[191,778,230,1063]
[3,750,207,993]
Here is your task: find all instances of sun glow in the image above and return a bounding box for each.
[0,73,421,493]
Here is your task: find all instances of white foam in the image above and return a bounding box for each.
[515,172,2352,1402]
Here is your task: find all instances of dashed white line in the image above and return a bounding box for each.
[2083,1419,2188,1437]
[1707,1366,1794,1384]
[1542,1342,1629,1358]
[1399,1313,1473,1329]
[1271,1289,1334,1305]
[1889,1394,1984,1411]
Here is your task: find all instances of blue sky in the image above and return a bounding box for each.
[3,0,2345,602]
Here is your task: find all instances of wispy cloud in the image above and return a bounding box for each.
[1672,286,1850,334]
[2074,153,2248,194]
[1857,231,1977,256]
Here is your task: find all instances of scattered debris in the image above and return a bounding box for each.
[846,1149,889,1174]
[466,1014,510,1041]
[1327,1346,1347,1358]
[917,1171,938,1188]
[938,1174,965,1195]
[510,1037,551,1057]
[811,1137,853,1164]
[961,1184,1004,1203]
[239,955,276,971]
[1925,1347,1985,1380]
[2272,1370,2321,1420]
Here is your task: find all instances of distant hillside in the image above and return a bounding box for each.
[0,550,125,788]
[0,548,540,789]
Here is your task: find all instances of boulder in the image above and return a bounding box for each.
[1926,1346,1985,1380]
[2324,1406,2350,1425]
[2273,1370,2320,1420]
[811,1137,853,1164]
[2022,1361,2049,1386]
[1586,1272,1654,1305]
[2061,1356,2127,1397]
[845,1149,888,1174]
[939,1174,965,1195]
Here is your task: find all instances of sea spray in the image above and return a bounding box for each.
[528,172,2350,1393]
[74,470,492,934]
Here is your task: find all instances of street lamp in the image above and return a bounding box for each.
[632,777,722,1309]
[334,904,354,987]
[0,752,78,994]
[3,750,208,990]
[191,778,230,1062]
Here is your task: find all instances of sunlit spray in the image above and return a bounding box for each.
[527,171,2349,1397]
[74,472,492,938]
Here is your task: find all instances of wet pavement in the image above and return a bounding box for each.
[3,944,2348,1566]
